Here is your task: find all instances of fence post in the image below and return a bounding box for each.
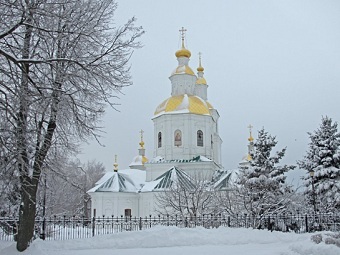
[40,216,46,240]
[139,217,142,230]
[305,214,309,233]
[92,217,95,237]
[267,215,271,231]
[227,216,231,227]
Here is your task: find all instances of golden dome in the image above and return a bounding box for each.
[175,47,191,58]
[196,53,207,85]
[248,135,254,142]
[175,27,191,58]
[197,66,204,72]
[154,94,212,116]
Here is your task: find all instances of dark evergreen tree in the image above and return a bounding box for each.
[237,128,295,217]
[298,116,340,212]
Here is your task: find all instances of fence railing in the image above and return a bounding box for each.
[1,213,340,241]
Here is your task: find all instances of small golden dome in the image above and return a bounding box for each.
[154,94,211,116]
[196,53,206,84]
[175,47,191,58]
[197,52,204,72]
[197,66,204,72]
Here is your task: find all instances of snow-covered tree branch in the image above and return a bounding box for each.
[0,0,144,251]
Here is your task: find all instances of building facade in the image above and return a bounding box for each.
[88,29,227,218]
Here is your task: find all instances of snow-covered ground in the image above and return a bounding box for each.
[0,226,338,255]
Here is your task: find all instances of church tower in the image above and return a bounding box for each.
[152,28,222,166]
[239,125,255,167]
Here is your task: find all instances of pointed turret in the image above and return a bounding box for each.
[196,52,207,85]
[239,125,255,167]
[195,52,208,100]
[129,130,148,170]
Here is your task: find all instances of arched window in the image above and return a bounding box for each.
[174,130,182,147]
[197,130,203,147]
[158,132,162,148]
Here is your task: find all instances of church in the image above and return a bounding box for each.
[88,28,250,218]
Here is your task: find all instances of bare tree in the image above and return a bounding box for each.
[36,159,105,217]
[155,173,216,219]
[0,0,143,251]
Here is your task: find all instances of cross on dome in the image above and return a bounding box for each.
[197,52,204,72]
[113,154,118,172]
[139,129,145,148]
[179,27,187,48]
[175,27,191,58]
[247,124,254,142]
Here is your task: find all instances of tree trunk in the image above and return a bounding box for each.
[16,177,37,251]
[16,3,35,251]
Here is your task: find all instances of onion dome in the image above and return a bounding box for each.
[154,94,212,116]
[175,47,191,58]
[197,65,204,72]
[175,27,191,58]
[172,27,194,76]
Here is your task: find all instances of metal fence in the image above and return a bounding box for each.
[1,213,340,241]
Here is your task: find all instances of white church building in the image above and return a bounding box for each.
[88,29,241,218]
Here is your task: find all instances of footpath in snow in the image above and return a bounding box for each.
[0,226,339,255]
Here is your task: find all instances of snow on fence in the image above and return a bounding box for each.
[1,213,340,241]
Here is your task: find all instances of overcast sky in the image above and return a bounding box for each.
[78,0,340,186]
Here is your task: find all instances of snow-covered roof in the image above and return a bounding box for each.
[88,169,146,193]
[213,171,232,190]
[129,155,143,167]
[141,166,195,192]
[147,155,212,164]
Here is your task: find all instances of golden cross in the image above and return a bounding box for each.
[198,52,202,66]
[179,27,187,47]
[139,129,144,142]
[113,154,118,171]
[248,124,253,136]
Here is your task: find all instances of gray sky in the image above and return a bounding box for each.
[78,0,340,186]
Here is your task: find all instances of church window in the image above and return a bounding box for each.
[158,132,162,148]
[174,130,182,147]
[197,130,203,147]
